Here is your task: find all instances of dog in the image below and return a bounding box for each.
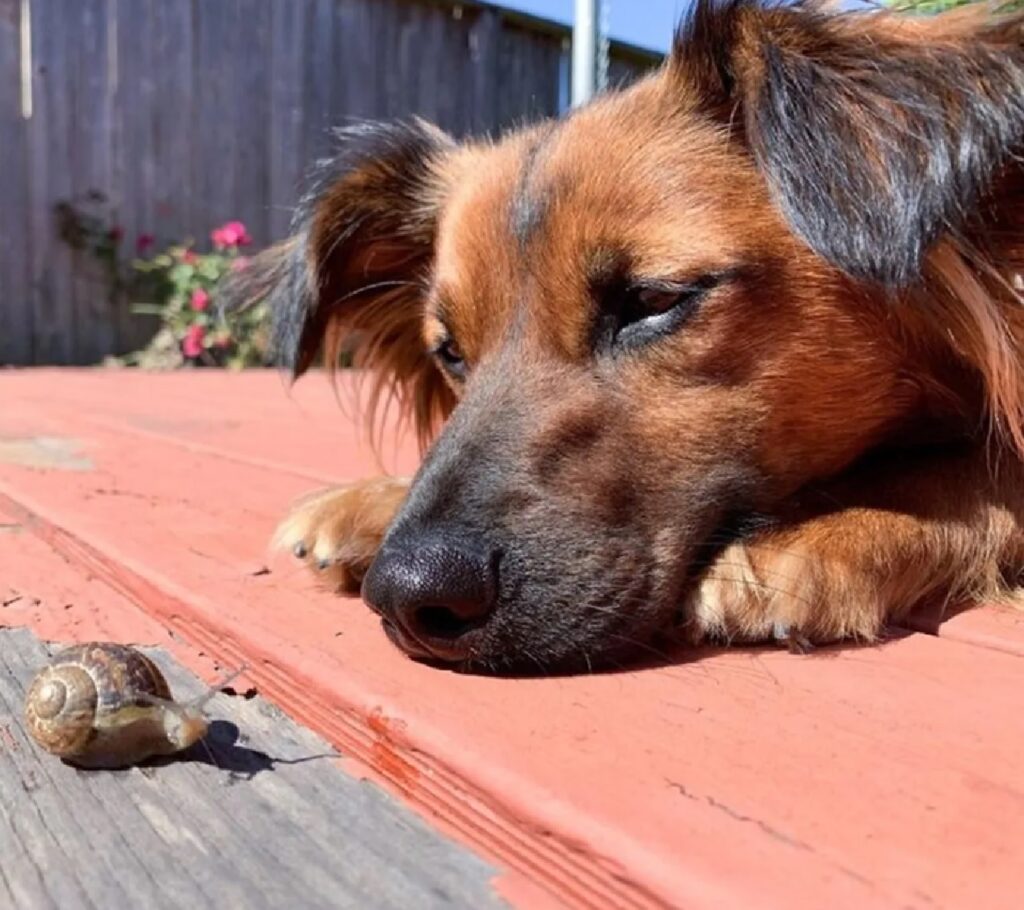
[232,0,1024,673]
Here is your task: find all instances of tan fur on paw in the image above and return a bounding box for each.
[272,476,410,592]
[687,533,888,648]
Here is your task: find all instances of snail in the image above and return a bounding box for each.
[24,642,243,769]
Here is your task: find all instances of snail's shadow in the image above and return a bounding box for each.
[143,720,339,782]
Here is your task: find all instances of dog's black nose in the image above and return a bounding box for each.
[361,531,497,662]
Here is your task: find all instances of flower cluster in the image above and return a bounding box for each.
[211,220,252,249]
[127,220,269,369]
[53,193,270,370]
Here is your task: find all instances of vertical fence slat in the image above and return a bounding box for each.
[467,8,502,138]
[301,0,334,167]
[0,0,32,364]
[70,0,117,363]
[27,0,76,363]
[268,0,306,241]
[334,0,367,123]
[191,0,236,242]
[150,0,194,247]
[233,0,272,246]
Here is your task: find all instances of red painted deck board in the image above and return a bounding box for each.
[2,368,1023,910]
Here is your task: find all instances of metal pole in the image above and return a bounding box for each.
[572,0,597,107]
[597,0,610,93]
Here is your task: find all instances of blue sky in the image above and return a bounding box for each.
[500,0,685,53]
[498,1,874,53]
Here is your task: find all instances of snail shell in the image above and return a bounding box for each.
[24,642,209,769]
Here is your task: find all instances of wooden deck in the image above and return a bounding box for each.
[1,368,1023,910]
[0,628,505,910]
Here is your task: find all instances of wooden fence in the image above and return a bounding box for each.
[0,0,659,365]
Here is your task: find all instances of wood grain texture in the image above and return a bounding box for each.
[69,0,117,364]
[26,0,74,364]
[0,0,32,364]
[0,627,507,910]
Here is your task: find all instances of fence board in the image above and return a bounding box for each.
[466,8,502,137]
[498,21,562,130]
[0,0,32,364]
[0,0,660,365]
[192,0,240,244]
[28,0,76,363]
[268,0,307,241]
[233,0,273,246]
[114,0,194,351]
[333,0,367,124]
[70,0,117,363]
[113,0,153,289]
[303,0,336,165]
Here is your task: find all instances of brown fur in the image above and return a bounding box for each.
[238,1,1024,670]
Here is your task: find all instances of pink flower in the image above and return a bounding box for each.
[182,325,206,358]
[190,288,210,312]
[211,220,251,249]
[182,250,199,265]
[135,233,155,255]
[231,256,250,272]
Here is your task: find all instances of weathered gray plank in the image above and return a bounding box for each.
[111,0,149,298]
[232,0,272,247]
[148,0,195,245]
[118,0,197,355]
[498,22,562,131]
[608,51,658,92]
[466,8,502,138]
[69,0,117,363]
[0,627,508,910]
[0,0,32,365]
[332,0,365,128]
[302,0,335,166]
[268,0,307,241]
[190,0,238,244]
[429,2,471,135]
[27,0,75,364]
[378,0,401,117]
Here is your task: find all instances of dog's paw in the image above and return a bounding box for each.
[272,477,411,592]
[686,526,890,649]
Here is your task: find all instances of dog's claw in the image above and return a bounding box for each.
[773,623,814,655]
[293,542,307,559]
[316,558,332,571]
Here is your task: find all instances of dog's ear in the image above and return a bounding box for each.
[672,0,1024,287]
[226,119,457,448]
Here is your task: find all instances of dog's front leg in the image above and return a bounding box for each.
[688,446,1024,649]
[273,477,411,592]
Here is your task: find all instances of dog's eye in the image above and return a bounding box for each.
[611,276,720,351]
[636,287,690,316]
[432,337,467,378]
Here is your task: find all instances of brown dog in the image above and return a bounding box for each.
[234,0,1024,672]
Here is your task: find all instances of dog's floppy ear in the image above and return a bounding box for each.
[672,0,1024,287]
[228,118,456,448]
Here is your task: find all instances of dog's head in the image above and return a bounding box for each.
[240,0,1024,672]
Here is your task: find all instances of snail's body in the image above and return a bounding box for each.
[24,642,210,769]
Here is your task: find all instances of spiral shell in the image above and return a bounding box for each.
[24,643,172,758]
